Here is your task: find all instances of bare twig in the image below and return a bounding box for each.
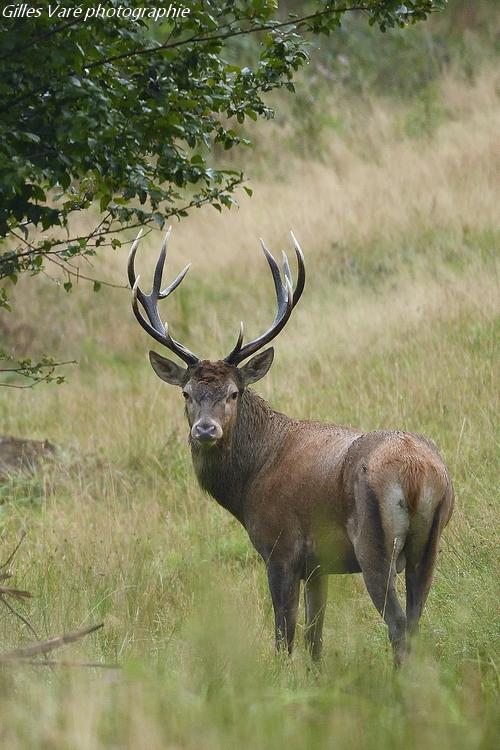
[0,530,27,571]
[0,586,31,600]
[0,535,107,671]
[47,257,129,289]
[0,381,59,390]
[0,622,104,661]
[0,532,49,661]
[0,595,42,645]
[0,361,76,374]
[0,360,77,389]
[5,658,119,670]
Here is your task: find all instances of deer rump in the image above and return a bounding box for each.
[191,390,454,668]
[243,426,452,579]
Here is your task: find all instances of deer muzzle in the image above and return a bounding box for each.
[191,420,223,445]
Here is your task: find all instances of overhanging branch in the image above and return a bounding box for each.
[0,6,370,113]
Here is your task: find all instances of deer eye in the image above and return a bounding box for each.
[182,391,190,400]
[230,391,239,401]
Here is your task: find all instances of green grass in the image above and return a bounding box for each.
[0,250,497,749]
[0,67,499,749]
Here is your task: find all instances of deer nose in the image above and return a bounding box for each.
[192,420,222,443]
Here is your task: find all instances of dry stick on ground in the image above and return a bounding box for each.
[0,530,46,657]
[0,618,118,670]
[12,659,119,669]
[0,623,120,671]
[0,623,118,670]
[0,534,116,670]
[0,585,31,599]
[0,623,104,662]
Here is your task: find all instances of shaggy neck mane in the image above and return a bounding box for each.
[190,388,289,521]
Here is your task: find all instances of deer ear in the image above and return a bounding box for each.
[239,348,274,386]
[149,351,188,386]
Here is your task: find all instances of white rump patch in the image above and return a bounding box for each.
[408,484,436,553]
[383,484,410,556]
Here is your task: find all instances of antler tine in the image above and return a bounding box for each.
[131,277,170,349]
[260,240,288,304]
[146,228,192,301]
[152,227,170,297]
[127,229,143,290]
[225,321,245,362]
[260,238,290,327]
[224,233,305,366]
[282,250,291,284]
[128,230,157,321]
[290,230,305,307]
[128,229,199,366]
[159,263,191,299]
[163,322,202,364]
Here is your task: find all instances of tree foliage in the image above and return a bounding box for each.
[0,0,444,385]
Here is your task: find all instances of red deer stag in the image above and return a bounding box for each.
[128,229,454,665]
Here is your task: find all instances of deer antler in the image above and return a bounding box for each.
[224,231,305,365]
[127,229,200,366]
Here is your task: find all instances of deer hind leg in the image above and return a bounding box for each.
[361,563,407,667]
[267,560,301,655]
[405,501,445,636]
[354,486,408,667]
[304,573,328,661]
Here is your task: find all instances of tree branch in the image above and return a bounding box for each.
[0,360,77,389]
[1,175,244,282]
[0,361,76,374]
[0,17,86,63]
[86,6,371,70]
[47,258,129,290]
[0,6,370,112]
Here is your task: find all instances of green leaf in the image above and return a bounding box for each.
[100,194,112,212]
[0,0,441,380]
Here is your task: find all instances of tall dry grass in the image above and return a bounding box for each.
[0,66,498,749]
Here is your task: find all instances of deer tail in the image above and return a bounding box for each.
[399,457,426,515]
[399,450,453,518]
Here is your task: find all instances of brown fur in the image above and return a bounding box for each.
[190,360,239,384]
[132,231,454,665]
[178,366,454,665]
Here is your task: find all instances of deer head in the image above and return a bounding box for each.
[128,228,305,447]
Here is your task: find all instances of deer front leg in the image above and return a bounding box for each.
[304,573,328,661]
[267,561,301,655]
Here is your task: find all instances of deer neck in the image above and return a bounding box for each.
[190,389,288,523]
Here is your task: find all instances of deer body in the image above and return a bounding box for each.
[188,381,453,663]
[191,389,361,565]
[129,229,454,665]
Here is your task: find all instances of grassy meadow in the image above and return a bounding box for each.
[0,56,499,750]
